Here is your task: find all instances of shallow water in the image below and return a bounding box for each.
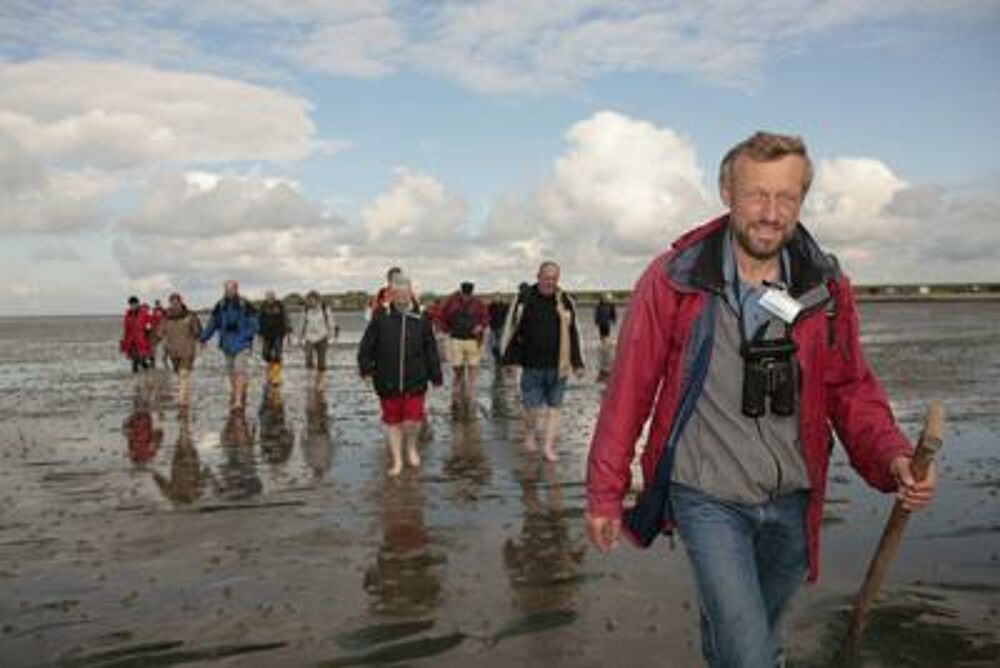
[0,303,997,667]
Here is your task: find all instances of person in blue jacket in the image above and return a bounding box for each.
[200,280,259,411]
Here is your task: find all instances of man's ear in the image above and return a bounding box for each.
[720,180,733,209]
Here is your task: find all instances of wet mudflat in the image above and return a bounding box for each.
[0,303,998,667]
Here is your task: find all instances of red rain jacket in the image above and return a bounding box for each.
[586,216,912,582]
[120,306,152,359]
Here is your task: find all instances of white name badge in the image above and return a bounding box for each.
[759,288,803,324]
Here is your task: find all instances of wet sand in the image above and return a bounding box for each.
[1,304,998,667]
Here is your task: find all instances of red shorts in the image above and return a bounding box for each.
[379,393,426,425]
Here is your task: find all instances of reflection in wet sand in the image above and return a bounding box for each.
[152,410,213,505]
[504,460,586,612]
[302,385,334,480]
[363,476,443,616]
[216,410,262,500]
[258,386,294,466]
[795,590,1000,667]
[121,389,163,468]
[443,419,491,501]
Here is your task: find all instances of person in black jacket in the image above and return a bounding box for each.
[258,290,291,387]
[358,273,443,476]
[500,261,584,462]
[593,292,617,344]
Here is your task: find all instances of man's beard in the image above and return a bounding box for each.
[732,220,794,261]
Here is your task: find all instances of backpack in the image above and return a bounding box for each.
[449,300,477,338]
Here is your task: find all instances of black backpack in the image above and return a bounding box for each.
[449,301,477,338]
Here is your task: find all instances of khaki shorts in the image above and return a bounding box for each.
[225,349,251,377]
[448,337,481,367]
[169,354,194,372]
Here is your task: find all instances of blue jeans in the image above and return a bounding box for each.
[671,483,808,668]
[520,367,566,409]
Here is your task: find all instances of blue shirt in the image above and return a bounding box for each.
[721,231,791,341]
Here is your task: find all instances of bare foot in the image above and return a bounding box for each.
[524,435,538,453]
[543,446,559,462]
[387,463,403,477]
[406,448,421,468]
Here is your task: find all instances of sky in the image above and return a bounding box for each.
[1,0,998,315]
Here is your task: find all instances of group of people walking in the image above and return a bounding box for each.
[356,263,589,473]
[119,262,598,472]
[120,281,340,410]
[117,130,940,668]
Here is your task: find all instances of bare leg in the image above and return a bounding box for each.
[178,368,191,408]
[523,408,539,452]
[402,420,421,468]
[466,365,478,407]
[451,366,464,417]
[385,424,404,476]
[232,373,247,411]
[543,408,561,462]
[451,367,463,402]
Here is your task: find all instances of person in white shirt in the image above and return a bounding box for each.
[300,290,334,381]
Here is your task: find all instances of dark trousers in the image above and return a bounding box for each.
[304,339,328,371]
[262,336,284,363]
[131,354,150,374]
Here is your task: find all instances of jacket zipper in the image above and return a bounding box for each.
[399,312,407,392]
[716,288,788,498]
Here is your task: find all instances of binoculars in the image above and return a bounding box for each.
[740,337,798,417]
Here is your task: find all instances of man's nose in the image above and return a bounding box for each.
[762,196,782,221]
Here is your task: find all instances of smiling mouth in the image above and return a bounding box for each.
[751,226,781,240]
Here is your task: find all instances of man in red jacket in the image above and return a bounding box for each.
[438,281,489,418]
[585,131,936,668]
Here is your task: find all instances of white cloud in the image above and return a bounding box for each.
[287,8,405,78]
[31,243,81,262]
[0,59,319,167]
[113,170,360,302]
[805,157,908,247]
[121,171,340,237]
[804,161,1000,282]
[4,2,992,94]
[481,110,713,284]
[538,111,711,252]
[0,131,115,233]
[361,168,470,254]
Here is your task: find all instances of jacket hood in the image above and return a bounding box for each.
[665,215,841,298]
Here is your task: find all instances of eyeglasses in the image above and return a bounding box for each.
[736,189,801,213]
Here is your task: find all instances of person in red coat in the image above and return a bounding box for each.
[437,281,489,418]
[119,296,152,373]
[585,131,936,668]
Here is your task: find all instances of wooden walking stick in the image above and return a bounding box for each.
[843,401,945,656]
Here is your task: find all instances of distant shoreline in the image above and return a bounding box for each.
[854,292,1000,303]
[3,288,1000,319]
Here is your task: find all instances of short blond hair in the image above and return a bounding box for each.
[719,131,813,195]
